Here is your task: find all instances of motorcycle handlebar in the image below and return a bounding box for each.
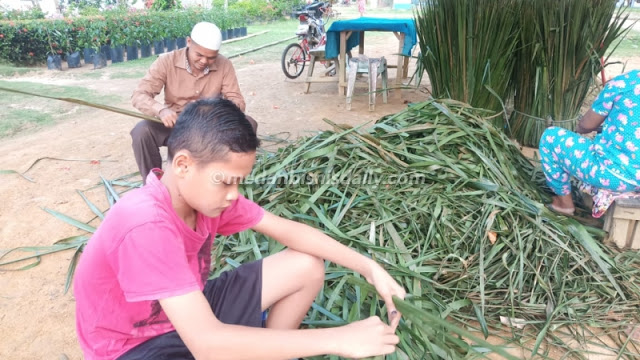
[293,2,330,19]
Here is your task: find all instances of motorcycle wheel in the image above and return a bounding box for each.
[281,43,307,79]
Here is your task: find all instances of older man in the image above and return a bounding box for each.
[131,21,257,182]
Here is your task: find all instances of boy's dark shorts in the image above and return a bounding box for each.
[118,259,263,360]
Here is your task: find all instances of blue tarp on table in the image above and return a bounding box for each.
[325,17,417,59]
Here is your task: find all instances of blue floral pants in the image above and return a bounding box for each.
[539,127,640,196]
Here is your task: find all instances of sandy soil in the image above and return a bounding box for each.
[0,35,427,360]
[1,34,639,360]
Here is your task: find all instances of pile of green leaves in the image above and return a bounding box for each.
[4,99,640,358]
[215,99,640,358]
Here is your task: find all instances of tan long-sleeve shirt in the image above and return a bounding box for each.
[131,48,246,117]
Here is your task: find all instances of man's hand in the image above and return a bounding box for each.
[333,317,399,358]
[159,108,178,128]
[366,262,406,330]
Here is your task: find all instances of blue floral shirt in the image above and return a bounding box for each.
[591,70,640,183]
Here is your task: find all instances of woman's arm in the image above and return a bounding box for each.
[576,110,606,134]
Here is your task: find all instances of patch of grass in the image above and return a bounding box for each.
[79,71,104,79]
[110,71,147,79]
[0,80,124,138]
[223,19,301,67]
[109,55,157,70]
[610,28,640,57]
[0,80,122,104]
[0,64,39,77]
[0,109,54,137]
[73,56,156,79]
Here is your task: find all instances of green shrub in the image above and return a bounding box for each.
[0,6,294,65]
[0,6,47,21]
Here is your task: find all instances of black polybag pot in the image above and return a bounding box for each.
[47,54,62,70]
[83,48,95,64]
[110,46,124,63]
[101,45,111,60]
[67,51,82,68]
[140,44,152,58]
[93,52,107,69]
[154,40,165,55]
[126,45,138,61]
[165,38,176,52]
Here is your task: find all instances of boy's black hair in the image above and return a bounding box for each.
[167,98,260,163]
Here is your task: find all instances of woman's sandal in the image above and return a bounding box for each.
[546,203,575,216]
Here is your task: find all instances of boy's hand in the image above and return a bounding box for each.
[366,262,406,330]
[334,316,399,358]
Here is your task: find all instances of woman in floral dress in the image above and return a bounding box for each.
[539,70,640,215]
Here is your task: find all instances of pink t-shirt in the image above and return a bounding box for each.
[74,171,264,360]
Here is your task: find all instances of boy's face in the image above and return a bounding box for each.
[178,151,256,218]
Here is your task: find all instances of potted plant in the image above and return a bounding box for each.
[123,18,139,61]
[139,15,154,58]
[75,18,95,66]
[225,12,234,40]
[106,17,125,63]
[164,12,179,52]
[63,19,82,68]
[88,17,109,68]
[239,19,247,37]
[229,9,242,38]
[213,11,228,41]
[175,11,189,48]
[148,14,167,55]
[46,27,63,70]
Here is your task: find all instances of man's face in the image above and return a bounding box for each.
[186,38,219,71]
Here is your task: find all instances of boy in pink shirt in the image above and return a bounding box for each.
[74,98,406,360]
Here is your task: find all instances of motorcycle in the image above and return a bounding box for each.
[281,1,332,79]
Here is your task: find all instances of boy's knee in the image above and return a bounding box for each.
[295,252,325,284]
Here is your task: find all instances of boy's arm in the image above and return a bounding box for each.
[252,211,406,327]
[159,291,398,360]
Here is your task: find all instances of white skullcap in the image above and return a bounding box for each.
[190,22,222,51]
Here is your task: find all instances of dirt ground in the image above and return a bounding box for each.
[0,34,428,359]
[1,33,639,359]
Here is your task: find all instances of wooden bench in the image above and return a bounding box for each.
[304,47,338,94]
[603,197,640,249]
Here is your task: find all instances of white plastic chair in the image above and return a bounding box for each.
[346,55,388,111]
